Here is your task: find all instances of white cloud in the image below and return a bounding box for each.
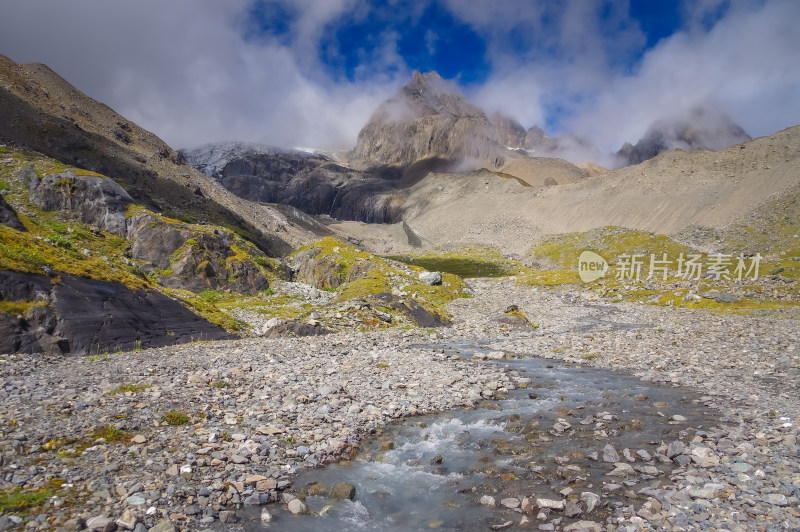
[0,0,404,150]
[567,0,800,150]
[0,0,797,157]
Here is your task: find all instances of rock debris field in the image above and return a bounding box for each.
[1,278,798,531]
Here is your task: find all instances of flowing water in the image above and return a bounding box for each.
[236,337,718,531]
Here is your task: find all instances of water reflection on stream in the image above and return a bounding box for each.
[236,333,717,531]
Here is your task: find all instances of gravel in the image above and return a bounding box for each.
[1,277,798,531]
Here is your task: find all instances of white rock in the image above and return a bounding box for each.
[288,498,307,514]
[535,497,565,511]
[500,497,520,509]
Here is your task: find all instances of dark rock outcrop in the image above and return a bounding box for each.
[0,193,25,231]
[616,106,751,166]
[0,269,230,355]
[369,292,449,328]
[25,168,134,235]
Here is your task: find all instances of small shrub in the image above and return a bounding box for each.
[164,411,190,425]
[0,180,10,191]
[212,381,228,389]
[199,289,222,303]
[0,487,55,512]
[105,383,150,396]
[92,425,130,443]
[49,235,74,250]
[252,256,275,269]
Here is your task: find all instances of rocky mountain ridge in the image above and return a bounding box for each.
[181,71,754,228]
[0,54,326,257]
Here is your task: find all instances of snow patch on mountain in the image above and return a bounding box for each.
[181,141,322,179]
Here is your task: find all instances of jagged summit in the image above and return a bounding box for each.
[352,71,522,168]
[617,106,751,166]
[402,71,483,117]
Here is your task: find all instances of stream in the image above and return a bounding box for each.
[234,334,718,531]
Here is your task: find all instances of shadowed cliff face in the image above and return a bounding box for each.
[617,106,752,166]
[194,150,405,223]
[0,270,230,356]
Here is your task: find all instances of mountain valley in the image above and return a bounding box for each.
[0,53,799,532]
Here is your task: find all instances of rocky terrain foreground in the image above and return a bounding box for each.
[1,278,798,531]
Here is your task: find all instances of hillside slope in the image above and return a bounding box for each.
[0,55,326,256]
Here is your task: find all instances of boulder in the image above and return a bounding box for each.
[127,211,270,294]
[25,168,133,235]
[329,481,356,500]
[419,271,442,285]
[0,193,25,231]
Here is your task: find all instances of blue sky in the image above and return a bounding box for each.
[0,0,797,160]
[313,0,686,84]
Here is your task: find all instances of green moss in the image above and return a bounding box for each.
[163,288,247,332]
[0,300,47,316]
[231,293,307,320]
[105,383,151,396]
[164,411,190,425]
[91,425,131,443]
[252,255,278,270]
[517,269,582,287]
[292,237,371,289]
[0,180,9,191]
[0,220,149,291]
[530,226,693,270]
[0,486,55,513]
[290,238,472,325]
[199,289,222,303]
[124,203,148,218]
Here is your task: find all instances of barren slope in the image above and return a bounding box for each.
[329,126,800,254]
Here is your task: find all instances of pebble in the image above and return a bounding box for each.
[535,498,565,511]
[500,497,520,509]
[480,495,496,507]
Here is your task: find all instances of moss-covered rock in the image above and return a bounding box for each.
[286,237,471,326]
[126,210,274,294]
[24,167,133,235]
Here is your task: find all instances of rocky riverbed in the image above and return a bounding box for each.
[1,278,799,531]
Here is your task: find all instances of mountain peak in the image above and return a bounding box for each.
[352,71,514,167]
[617,105,751,166]
[408,70,444,89]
